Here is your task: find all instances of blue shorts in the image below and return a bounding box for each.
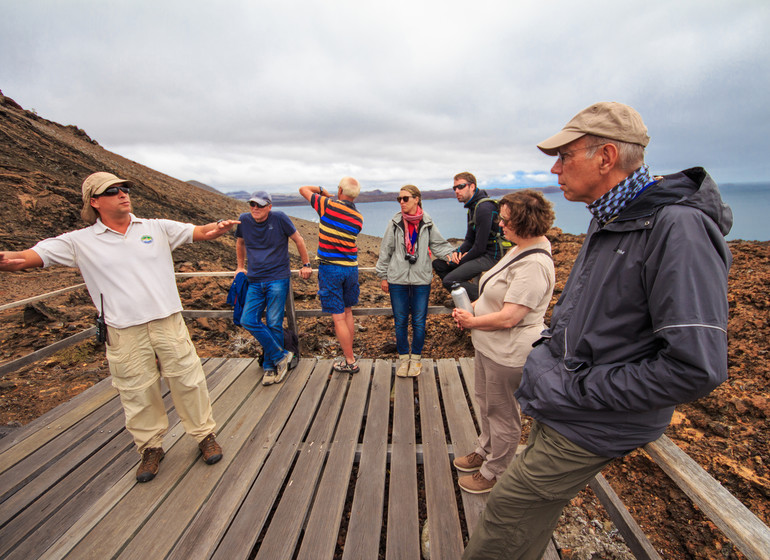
[317,264,359,315]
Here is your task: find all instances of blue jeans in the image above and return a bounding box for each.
[388,283,431,355]
[240,278,290,370]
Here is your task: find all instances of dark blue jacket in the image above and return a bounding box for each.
[226,272,249,326]
[516,167,732,457]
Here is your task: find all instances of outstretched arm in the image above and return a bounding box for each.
[192,219,240,242]
[0,249,44,272]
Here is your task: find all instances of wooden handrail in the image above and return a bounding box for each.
[644,435,770,560]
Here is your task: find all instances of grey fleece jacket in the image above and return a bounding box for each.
[516,167,733,457]
[376,210,455,285]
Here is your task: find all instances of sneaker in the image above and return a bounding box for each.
[198,433,223,465]
[275,351,293,383]
[262,369,276,386]
[333,358,360,374]
[407,357,422,377]
[458,471,496,494]
[453,451,484,472]
[396,356,410,378]
[136,447,165,483]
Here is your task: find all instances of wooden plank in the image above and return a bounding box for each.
[298,359,377,559]
[0,376,115,458]
[336,360,391,560]
[0,327,96,376]
[0,389,123,506]
[457,357,480,424]
[644,435,770,560]
[167,358,316,560]
[210,360,334,559]
[118,359,288,560]
[588,474,662,560]
[257,361,372,559]
[54,358,251,559]
[417,359,464,559]
[0,361,225,532]
[436,358,487,536]
[385,365,421,560]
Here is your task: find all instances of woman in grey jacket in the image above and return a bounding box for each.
[376,185,455,377]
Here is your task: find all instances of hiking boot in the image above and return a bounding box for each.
[459,471,496,494]
[275,351,293,383]
[199,433,223,465]
[453,451,484,472]
[136,447,165,483]
[262,369,276,386]
[396,355,410,378]
[408,356,422,377]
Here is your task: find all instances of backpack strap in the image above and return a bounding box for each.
[478,248,552,296]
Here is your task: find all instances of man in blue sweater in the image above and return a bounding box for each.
[235,191,311,386]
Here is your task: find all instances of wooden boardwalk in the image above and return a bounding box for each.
[0,356,558,560]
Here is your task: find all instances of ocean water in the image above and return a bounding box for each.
[278,183,769,242]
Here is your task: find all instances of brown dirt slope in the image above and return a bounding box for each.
[0,92,768,559]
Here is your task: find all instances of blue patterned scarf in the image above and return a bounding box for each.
[588,164,654,226]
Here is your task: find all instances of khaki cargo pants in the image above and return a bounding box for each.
[106,312,216,453]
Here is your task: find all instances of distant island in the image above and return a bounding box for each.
[189,182,564,206]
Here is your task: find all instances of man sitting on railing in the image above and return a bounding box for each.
[299,178,363,374]
[462,103,733,559]
[235,190,311,386]
[0,172,240,484]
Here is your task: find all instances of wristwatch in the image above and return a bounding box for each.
[302,263,311,268]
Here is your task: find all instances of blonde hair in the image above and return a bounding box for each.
[399,184,422,207]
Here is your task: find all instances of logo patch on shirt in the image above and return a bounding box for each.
[140,235,153,244]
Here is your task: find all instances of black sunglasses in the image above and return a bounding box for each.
[452,183,472,191]
[93,185,130,198]
[396,196,413,203]
[249,201,269,208]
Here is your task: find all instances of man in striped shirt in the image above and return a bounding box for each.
[299,177,363,373]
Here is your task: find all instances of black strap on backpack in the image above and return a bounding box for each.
[478,248,552,296]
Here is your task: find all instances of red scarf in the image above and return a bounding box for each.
[403,207,423,255]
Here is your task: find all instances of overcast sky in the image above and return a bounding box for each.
[2,0,768,194]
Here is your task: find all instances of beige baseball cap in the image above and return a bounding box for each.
[81,172,133,224]
[537,102,650,156]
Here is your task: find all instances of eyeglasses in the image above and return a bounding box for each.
[556,144,605,164]
[249,201,269,208]
[396,196,413,203]
[452,183,472,191]
[93,185,130,198]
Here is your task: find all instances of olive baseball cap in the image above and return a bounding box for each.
[81,172,133,224]
[537,102,650,156]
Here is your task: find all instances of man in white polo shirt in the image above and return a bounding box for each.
[0,172,240,483]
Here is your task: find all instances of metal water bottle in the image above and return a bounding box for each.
[450,283,474,314]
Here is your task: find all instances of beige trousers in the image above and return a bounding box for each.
[106,312,216,453]
[474,350,523,480]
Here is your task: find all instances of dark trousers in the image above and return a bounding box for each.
[432,254,497,301]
